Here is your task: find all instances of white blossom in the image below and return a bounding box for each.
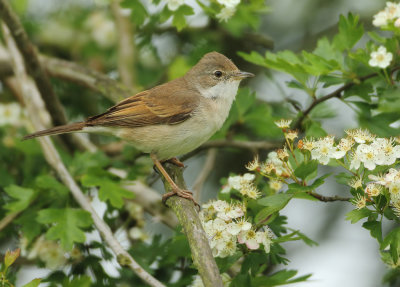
[373,10,390,27]
[85,12,116,48]
[0,103,23,127]
[217,0,240,8]
[274,119,292,129]
[310,136,345,165]
[369,46,393,69]
[216,6,236,22]
[167,0,184,11]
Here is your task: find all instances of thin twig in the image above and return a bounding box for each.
[192,148,217,203]
[0,211,20,232]
[0,45,131,103]
[161,163,224,287]
[111,0,136,89]
[0,0,89,151]
[293,72,378,130]
[306,191,350,202]
[182,139,281,161]
[3,23,165,287]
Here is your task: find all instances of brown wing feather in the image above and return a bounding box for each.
[86,78,200,128]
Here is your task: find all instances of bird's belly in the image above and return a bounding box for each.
[115,117,218,160]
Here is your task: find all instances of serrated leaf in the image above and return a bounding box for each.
[257,193,293,210]
[345,208,372,223]
[381,227,400,263]
[294,160,318,180]
[172,5,194,31]
[238,51,268,68]
[333,13,363,51]
[81,170,134,208]
[63,276,91,287]
[121,0,148,26]
[253,269,311,286]
[288,174,330,191]
[4,185,36,214]
[37,208,93,251]
[4,248,20,269]
[363,220,382,243]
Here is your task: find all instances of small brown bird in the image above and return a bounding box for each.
[24,52,254,204]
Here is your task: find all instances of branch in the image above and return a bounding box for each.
[0,0,88,150]
[181,139,281,161]
[307,191,350,202]
[122,181,179,229]
[3,23,165,287]
[293,72,378,130]
[0,211,19,232]
[192,148,217,203]
[161,164,223,287]
[111,0,136,89]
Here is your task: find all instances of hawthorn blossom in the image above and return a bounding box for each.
[345,128,375,144]
[310,136,345,165]
[348,177,362,189]
[221,173,255,193]
[365,183,382,197]
[167,0,184,11]
[216,7,236,22]
[274,119,292,129]
[0,103,23,127]
[85,12,116,48]
[217,0,240,8]
[372,138,400,165]
[351,194,367,210]
[246,156,260,171]
[369,46,393,69]
[238,228,273,253]
[269,180,283,192]
[372,2,400,27]
[285,130,299,141]
[264,151,291,177]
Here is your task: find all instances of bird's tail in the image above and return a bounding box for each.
[23,122,86,140]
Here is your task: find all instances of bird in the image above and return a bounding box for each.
[24,51,254,205]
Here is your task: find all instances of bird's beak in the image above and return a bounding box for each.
[232,70,255,80]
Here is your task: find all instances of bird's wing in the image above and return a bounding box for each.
[86,80,200,128]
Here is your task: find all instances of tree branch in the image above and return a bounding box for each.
[293,72,378,130]
[161,163,223,287]
[0,0,88,150]
[111,0,136,89]
[122,180,179,229]
[192,148,217,203]
[181,139,281,161]
[3,22,165,287]
[307,191,350,202]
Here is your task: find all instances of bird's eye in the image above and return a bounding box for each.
[214,70,223,78]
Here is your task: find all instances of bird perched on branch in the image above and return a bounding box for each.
[24,52,254,205]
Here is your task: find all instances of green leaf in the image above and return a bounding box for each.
[4,185,36,214]
[253,269,311,286]
[121,0,148,26]
[37,208,93,251]
[257,193,293,220]
[288,174,331,191]
[381,227,400,264]
[172,5,194,31]
[22,279,41,287]
[333,13,364,51]
[62,276,91,287]
[362,220,382,243]
[345,208,372,223]
[81,169,134,208]
[238,51,268,68]
[294,160,318,180]
[4,248,20,270]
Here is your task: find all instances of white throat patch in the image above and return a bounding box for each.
[198,80,240,100]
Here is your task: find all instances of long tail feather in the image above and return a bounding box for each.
[23,122,86,140]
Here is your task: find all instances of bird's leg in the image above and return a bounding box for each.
[150,153,199,208]
[163,157,185,168]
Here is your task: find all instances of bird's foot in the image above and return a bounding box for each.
[162,188,200,209]
[165,157,185,168]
